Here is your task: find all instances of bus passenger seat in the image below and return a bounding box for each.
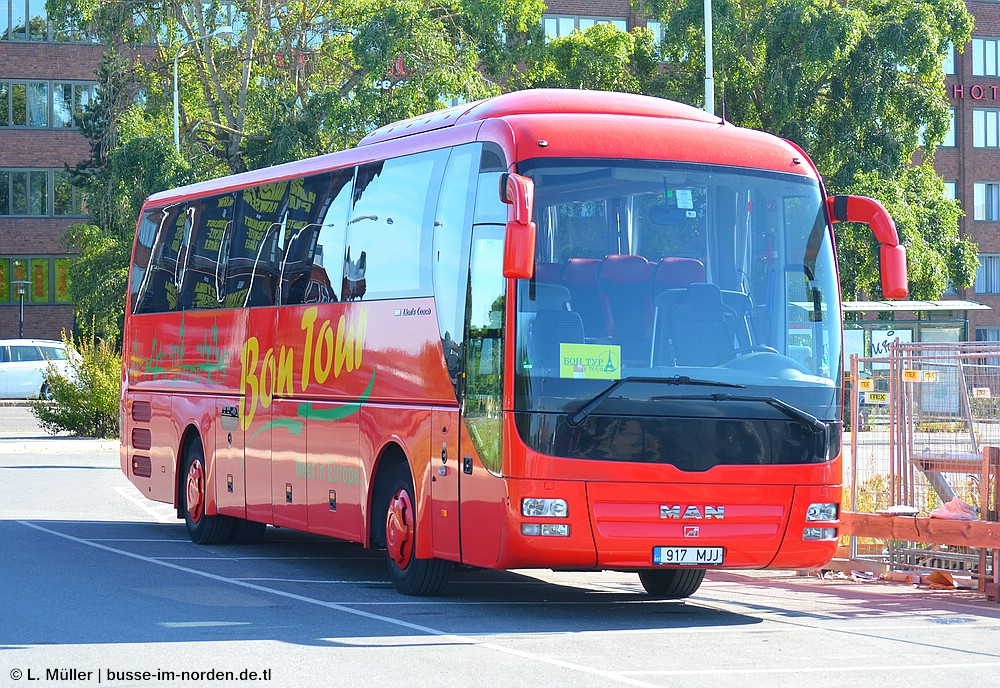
[597,255,653,361]
[655,283,737,366]
[527,309,585,371]
[522,283,573,312]
[534,262,564,285]
[561,258,606,339]
[653,257,705,299]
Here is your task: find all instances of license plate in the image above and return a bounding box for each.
[652,546,724,566]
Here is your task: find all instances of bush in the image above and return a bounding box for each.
[30,334,120,438]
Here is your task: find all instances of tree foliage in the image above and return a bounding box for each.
[45,0,547,339]
[45,0,980,341]
[644,0,978,299]
[528,22,661,93]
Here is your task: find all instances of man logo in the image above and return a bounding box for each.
[684,526,700,538]
[660,505,725,519]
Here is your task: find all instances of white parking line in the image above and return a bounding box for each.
[622,661,1000,677]
[18,520,664,688]
[113,485,177,523]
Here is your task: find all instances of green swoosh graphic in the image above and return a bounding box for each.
[249,369,377,439]
[250,417,304,440]
[298,369,377,421]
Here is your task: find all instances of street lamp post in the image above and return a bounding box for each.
[173,25,233,152]
[704,0,714,116]
[12,280,30,338]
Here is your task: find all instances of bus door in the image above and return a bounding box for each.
[458,224,506,563]
[431,409,461,560]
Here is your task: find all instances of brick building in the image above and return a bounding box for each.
[940,0,1000,341]
[0,19,102,339]
[1,1,994,340]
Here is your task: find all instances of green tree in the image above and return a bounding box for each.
[528,22,661,93]
[60,50,194,341]
[45,0,547,338]
[643,0,978,299]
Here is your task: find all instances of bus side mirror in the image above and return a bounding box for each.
[828,195,908,300]
[500,172,536,279]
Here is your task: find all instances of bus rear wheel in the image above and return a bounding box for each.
[384,464,450,596]
[638,568,706,599]
[229,518,267,544]
[181,438,233,545]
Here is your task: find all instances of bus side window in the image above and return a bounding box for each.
[133,204,186,314]
[434,144,480,390]
[278,169,353,305]
[345,149,448,300]
[465,225,506,475]
[178,193,236,310]
[229,181,287,308]
[473,143,507,226]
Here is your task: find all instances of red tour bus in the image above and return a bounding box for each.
[121,89,907,597]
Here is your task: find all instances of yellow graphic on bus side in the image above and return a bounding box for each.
[559,343,621,380]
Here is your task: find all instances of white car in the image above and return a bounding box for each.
[0,339,73,399]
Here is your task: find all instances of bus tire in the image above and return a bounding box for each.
[384,463,451,596]
[181,438,233,545]
[229,519,267,544]
[638,568,706,599]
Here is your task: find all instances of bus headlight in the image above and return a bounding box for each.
[521,498,568,518]
[521,523,570,537]
[806,503,839,521]
[803,527,838,540]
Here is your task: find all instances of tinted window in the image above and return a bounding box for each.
[344,149,448,300]
[434,144,479,385]
[278,169,354,305]
[229,182,285,308]
[178,193,236,310]
[132,204,187,314]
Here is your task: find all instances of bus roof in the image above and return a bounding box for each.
[146,89,813,207]
[358,89,721,146]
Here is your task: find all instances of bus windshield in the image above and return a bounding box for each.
[513,158,843,469]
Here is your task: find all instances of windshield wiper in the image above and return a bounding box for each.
[651,392,827,436]
[567,376,745,428]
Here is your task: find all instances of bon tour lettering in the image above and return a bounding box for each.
[240,306,368,429]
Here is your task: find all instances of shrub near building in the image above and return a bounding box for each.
[31,334,120,439]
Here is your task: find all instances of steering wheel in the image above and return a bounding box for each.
[731,345,779,357]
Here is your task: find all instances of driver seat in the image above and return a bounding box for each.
[654,283,737,366]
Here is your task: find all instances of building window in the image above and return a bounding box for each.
[976,254,1000,294]
[926,108,957,148]
[1,80,96,129]
[53,170,86,215]
[0,256,73,304]
[542,15,628,40]
[0,169,88,217]
[52,82,95,128]
[973,109,1000,148]
[973,37,1000,76]
[0,0,96,41]
[944,181,958,201]
[944,43,955,75]
[974,182,1000,221]
[646,20,662,46]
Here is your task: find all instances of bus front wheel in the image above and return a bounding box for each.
[638,568,706,599]
[384,464,451,596]
[181,438,233,545]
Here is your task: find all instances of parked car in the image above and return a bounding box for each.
[0,339,73,399]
